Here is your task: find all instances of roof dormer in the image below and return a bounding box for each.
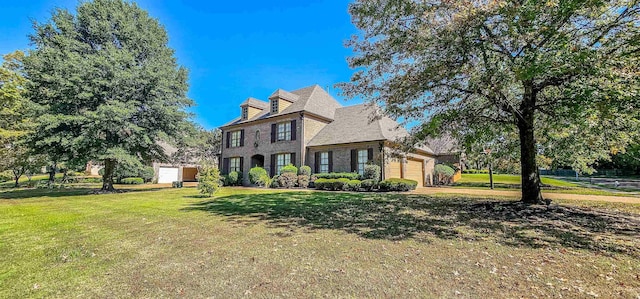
[240,97,269,121]
[268,89,299,114]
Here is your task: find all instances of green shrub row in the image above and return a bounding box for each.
[121,177,144,184]
[462,169,490,174]
[313,172,360,180]
[379,178,418,192]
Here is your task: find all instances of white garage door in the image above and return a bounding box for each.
[158,167,179,184]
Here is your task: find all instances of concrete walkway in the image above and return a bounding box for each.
[412,187,640,204]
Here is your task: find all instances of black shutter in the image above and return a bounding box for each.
[271,124,276,143]
[328,151,333,172]
[239,157,244,173]
[226,132,230,148]
[291,120,297,141]
[222,158,230,175]
[351,149,357,172]
[314,152,320,173]
[240,130,245,147]
[368,148,374,162]
[270,154,276,176]
[290,153,296,167]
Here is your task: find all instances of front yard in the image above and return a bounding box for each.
[1,186,639,298]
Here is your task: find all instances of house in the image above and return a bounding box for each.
[152,141,201,184]
[219,84,453,186]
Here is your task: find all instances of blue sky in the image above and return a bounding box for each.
[0,0,359,129]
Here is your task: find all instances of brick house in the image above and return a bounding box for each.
[220,85,454,186]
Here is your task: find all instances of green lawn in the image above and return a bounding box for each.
[457,173,579,187]
[1,186,639,298]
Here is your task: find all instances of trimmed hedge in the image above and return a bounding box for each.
[121,177,144,185]
[313,172,360,180]
[361,179,377,191]
[379,178,418,192]
[346,179,362,191]
[298,165,312,176]
[363,164,381,182]
[314,178,350,191]
[280,164,298,175]
[224,171,242,186]
[249,167,270,187]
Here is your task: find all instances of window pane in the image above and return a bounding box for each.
[319,152,329,173]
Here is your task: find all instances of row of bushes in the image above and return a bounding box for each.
[314,178,418,192]
[462,169,490,174]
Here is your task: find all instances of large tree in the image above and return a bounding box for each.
[24,0,194,191]
[341,0,640,203]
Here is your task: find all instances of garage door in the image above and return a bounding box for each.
[405,159,424,187]
[387,160,402,179]
[158,167,179,183]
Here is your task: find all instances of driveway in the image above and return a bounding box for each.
[412,187,640,204]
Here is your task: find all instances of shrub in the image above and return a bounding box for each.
[121,177,144,185]
[249,167,269,187]
[172,181,183,188]
[269,176,280,188]
[297,175,310,188]
[0,171,12,182]
[141,166,155,182]
[298,165,312,176]
[197,166,221,197]
[363,164,381,182]
[379,178,418,192]
[313,172,360,180]
[346,179,362,191]
[225,171,242,186]
[280,164,298,175]
[361,179,377,191]
[277,172,297,188]
[434,164,456,185]
[314,178,350,191]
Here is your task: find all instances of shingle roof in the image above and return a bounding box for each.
[240,97,269,110]
[221,85,342,127]
[307,104,434,154]
[268,89,300,102]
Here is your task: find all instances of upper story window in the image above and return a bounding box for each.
[357,149,368,175]
[241,107,248,120]
[319,152,329,173]
[230,130,242,147]
[271,99,278,114]
[277,122,291,141]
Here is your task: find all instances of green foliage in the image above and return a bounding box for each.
[141,167,155,183]
[197,165,221,197]
[297,175,310,188]
[434,164,455,185]
[346,179,362,191]
[24,0,195,191]
[313,172,360,180]
[172,181,183,188]
[360,179,377,191]
[0,51,31,143]
[314,178,350,191]
[362,164,381,182]
[0,171,12,182]
[269,176,280,188]
[249,167,270,187]
[277,172,297,189]
[224,171,242,186]
[280,164,298,175]
[120,177,144,185]
[379,178,418,192]
[171,128,222,165]
[341,0,640,202]
[298,165,312,176]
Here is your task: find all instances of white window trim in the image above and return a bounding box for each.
[277,122,291,141]
[319,152,329,173]
[357,149,368,175]
[241,107,248,120]
[230,131,241,147]
[276,153,291,174]
[271,99,278,113]
[230,157,241,173]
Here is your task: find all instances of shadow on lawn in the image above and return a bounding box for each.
[185,191,640,257]
[0,186,172,199]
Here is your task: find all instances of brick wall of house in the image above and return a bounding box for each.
[221,114,303,184]
[306,141,384,174]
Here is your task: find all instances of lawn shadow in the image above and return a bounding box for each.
[0,185,172,200]
[185,191,640,257]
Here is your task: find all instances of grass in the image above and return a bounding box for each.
[1,186,639,298]
[454,173,639,196]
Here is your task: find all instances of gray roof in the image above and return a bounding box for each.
[268,89,300,102]
[307,104,434,154]
[240,97,269,109]
[221,85,343,127]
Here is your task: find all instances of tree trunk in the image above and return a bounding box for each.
[518,84,544,204]
[101,159,116,191]
[14,174,19,188]
[48,162,56,185]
